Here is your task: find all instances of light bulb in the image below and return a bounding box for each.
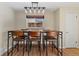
[38,10,40,14]
[42,9,45,14]
[34,9,36,14]
[25,10,27,14]
[29,9,32,13]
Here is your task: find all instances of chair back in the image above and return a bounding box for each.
[12,31,24,39]
[29,31,41,37]
[47,31,58,38]
[28,31,41,41]
[43,31,59,39]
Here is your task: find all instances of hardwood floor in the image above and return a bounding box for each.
[3,45,60,56]
[64,48,79,56]
[2,45,79,56]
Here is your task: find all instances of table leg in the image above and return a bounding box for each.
[7,32,9,56]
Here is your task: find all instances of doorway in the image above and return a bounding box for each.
[64,12,78,48]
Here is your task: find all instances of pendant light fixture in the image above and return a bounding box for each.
[24,2,46,14]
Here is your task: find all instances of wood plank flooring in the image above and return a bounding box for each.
[64,48,79,56]
[2,45,59,56]
[2,45,79,56]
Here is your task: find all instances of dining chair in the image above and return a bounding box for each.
[11,30,25,56]
[27,31,41,56]
[43,31,59,56]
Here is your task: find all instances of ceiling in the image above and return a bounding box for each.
[1,2,79,11]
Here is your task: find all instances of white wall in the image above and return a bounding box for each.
[15,11,26,29]
[15,10,56,30]
[44,10,56,30]
[0,3,16,55]
[54,9,60,30]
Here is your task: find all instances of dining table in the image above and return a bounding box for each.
[7,29,63,56]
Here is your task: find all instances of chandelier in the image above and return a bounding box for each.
[24,2,46,14]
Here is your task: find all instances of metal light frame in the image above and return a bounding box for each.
[24,2,45,14]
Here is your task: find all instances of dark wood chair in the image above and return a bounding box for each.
[27,31,41,56]
[11,31,25,56]
[43,31,60,56]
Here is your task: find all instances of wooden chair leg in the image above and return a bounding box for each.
[43,40,45,51]
[11,40,13,56]
[23,40,25,56]
[57,39,59,56]
[7,33,9,56]
[27,41,30,56]
[16,41,19,51]
[38,41,41,56]
[52,41,54,52]
[46,40,48,56]
[43,40,45,55]
[30,41,32,51]
[61,34,63,56]
[26,40,27,51]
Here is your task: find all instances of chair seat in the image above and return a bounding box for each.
[44,36,57,40]
[13,37,24,41]
[48,36,57,39]
[29,36,40,41]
